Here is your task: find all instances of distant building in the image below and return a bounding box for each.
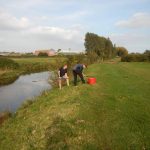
[34,49,57,56]
[0,52,11,56]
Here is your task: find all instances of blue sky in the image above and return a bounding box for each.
[0,0,150,53]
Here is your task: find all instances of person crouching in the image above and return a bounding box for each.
[58,64,69,89]
[73,64,87,86]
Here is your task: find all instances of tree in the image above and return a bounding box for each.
[144,50,150,61]
[84,32,115,62]
[38,52,48,57]
[104,37,114,59]
[116,47,128,57]
[57,49,61,53]
[144,50,150,55]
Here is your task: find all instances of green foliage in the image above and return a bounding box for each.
[116,47,128,57]
[86,51,99,64]
[121,50,150,62]
[57,49,61,53]
[65,53,89,76]
[144,50,150,60]
[21,62,49,72]
[84,32,116,62]
[38,52,48,57]
[144,50,150,55]
[0,57,19,69]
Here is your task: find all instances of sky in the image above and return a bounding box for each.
[0,0,150,53]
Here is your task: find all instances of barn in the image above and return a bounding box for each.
[34,49,57,56]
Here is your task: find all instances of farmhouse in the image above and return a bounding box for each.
[34,49,57,56]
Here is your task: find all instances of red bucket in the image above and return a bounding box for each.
[87,77,96,85]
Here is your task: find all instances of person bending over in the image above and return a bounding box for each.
[58,64,69,89]
[73,64,87,86]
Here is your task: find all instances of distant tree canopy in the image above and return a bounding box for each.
[116,47,128,57]
[144,50,150,55]
[84,32,116,61]
[38,52,48,57]
[121,50,150,62]
[57,49,61,53]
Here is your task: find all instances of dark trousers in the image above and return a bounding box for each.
[73,70,85,86]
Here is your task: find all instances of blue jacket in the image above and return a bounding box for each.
[73,64,83,73]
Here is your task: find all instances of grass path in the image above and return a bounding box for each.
[0,62,150,150]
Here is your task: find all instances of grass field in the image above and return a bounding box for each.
[12,57,57,64]
[0,62,150,150]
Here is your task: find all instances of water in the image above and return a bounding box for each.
[0,71,52,113]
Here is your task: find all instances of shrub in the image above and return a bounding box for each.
[86,51,99,64]
[116,47,128,57]
[0,57,19,69]
[66,54,88,74]
[121,53,149,62]
[38,52,48,57]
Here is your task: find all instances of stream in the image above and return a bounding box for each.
[0,71,52,113]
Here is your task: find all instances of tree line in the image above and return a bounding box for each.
[121,50,150,62]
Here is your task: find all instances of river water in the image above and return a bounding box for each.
[0,71,52,113]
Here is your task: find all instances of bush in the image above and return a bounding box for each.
[0,57,19,69]
[121,53,149,62]
[38,52,48,57]
[116,47,128,57]
[86,51,99,64]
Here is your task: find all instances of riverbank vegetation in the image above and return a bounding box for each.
[0,56,66,85]
[0,62,150,149]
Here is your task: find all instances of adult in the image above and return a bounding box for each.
[72,64,87,86]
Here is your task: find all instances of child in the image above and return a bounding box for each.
[58,64,69,89]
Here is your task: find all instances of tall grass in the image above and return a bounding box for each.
[0,57,19,69]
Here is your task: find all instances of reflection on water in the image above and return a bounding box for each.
[0,71,51,112]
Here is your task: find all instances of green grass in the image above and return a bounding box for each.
[12,57,57,64]
[0,62,150,150]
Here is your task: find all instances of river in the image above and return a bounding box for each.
[0,71,52,113]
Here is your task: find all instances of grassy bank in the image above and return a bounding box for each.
[0,57,66,85]
[0,62,150,149]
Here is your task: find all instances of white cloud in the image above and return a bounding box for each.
[27,26,83,41]
[116,12,150,28]
[0,10,85,52]
[110,33,150,52]
[0,10,31,30]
